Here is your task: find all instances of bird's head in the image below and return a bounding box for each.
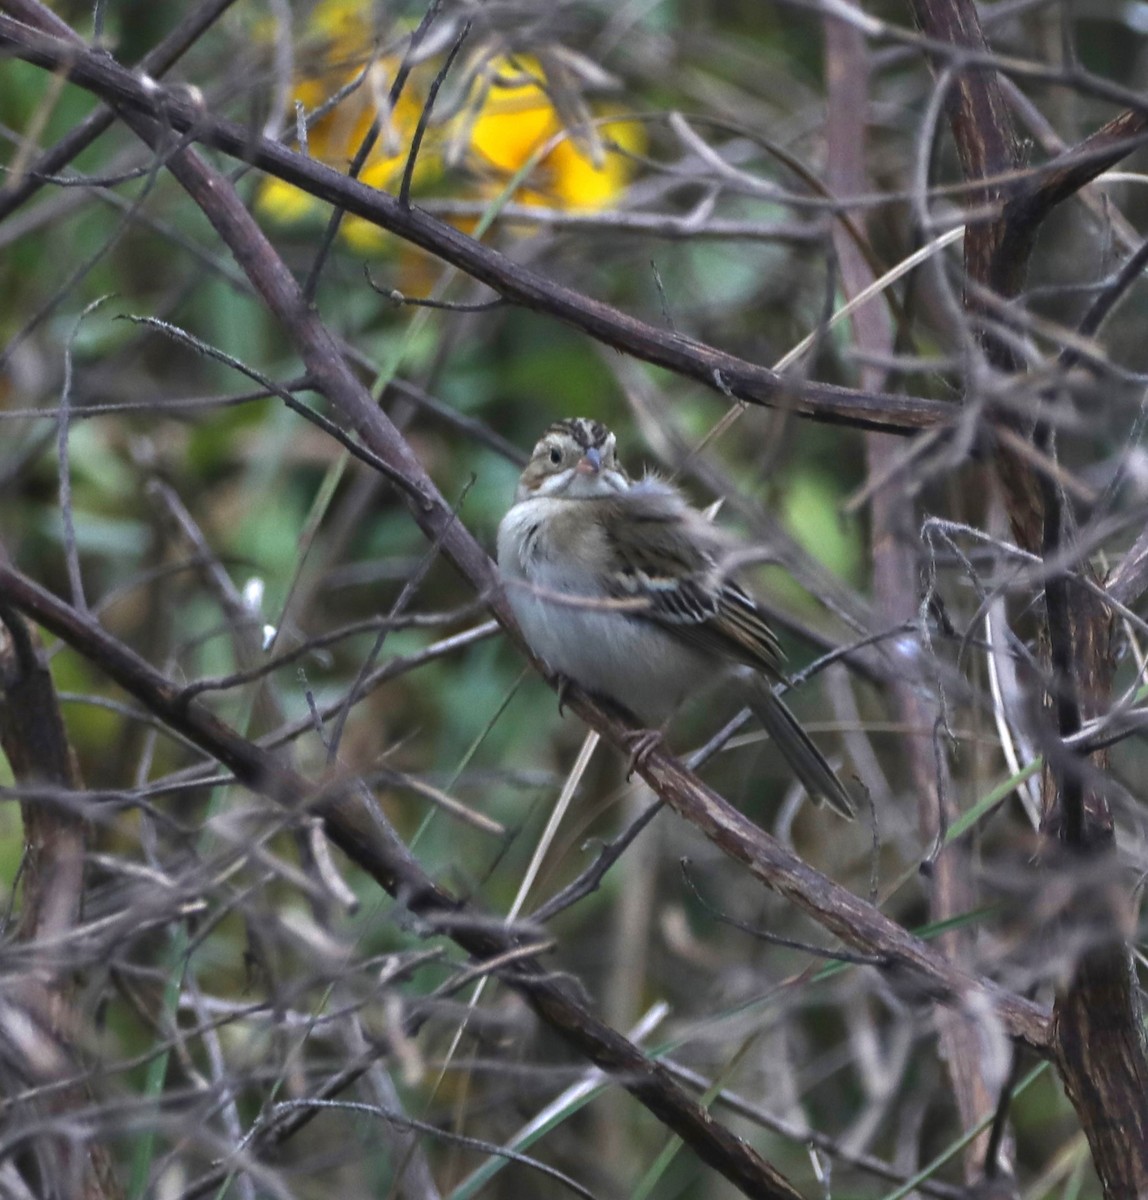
[515,417,630,501]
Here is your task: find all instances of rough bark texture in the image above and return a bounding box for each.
[0,608,119,1200]
[1045,583,1148,1199]
[1052,950,1148,1200]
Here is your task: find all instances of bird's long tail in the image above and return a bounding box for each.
[744,681,856,819]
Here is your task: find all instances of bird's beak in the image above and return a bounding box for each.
[576,447,602,475]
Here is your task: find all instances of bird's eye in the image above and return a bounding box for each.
[548,446,563,465]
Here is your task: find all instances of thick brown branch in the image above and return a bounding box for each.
[999,111,1148,300]
[908,0,1020,299]
[0,606,116,1200]
[0,605,84,949]
[1052,950,1148,1200]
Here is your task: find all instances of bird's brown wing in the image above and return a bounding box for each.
[594,487,786,678]
[596,485,853,817]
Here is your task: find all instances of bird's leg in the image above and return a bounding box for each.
[619,726,667,778]
[550,681,667,776]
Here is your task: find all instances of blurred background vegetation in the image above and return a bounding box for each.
[1,1,1146,1198]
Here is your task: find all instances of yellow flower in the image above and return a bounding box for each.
[257,14,644,252]
[464,57,644,211]
[256,2,436,248]
[544,116,645,209]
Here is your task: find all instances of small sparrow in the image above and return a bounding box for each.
[497,417,855,818]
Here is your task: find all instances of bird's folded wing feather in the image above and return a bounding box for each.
[594,485,786,678]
